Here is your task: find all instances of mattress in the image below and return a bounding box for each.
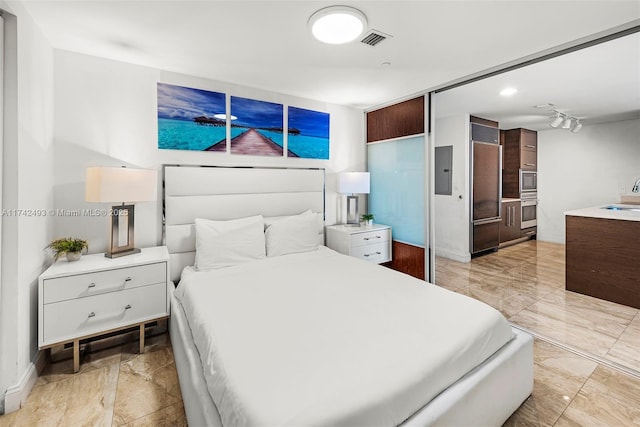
[173,246,515,427]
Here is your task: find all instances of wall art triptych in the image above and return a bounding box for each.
[157,83,330,159]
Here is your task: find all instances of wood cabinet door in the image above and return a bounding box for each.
[521,149,537,171]
[520,130,537,152]
[500,201,522,243]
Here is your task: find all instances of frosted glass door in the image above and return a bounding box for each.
[367,136,425,246]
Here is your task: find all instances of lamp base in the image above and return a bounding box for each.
[345,194,360,226]
[105,248,141,259]
[107,204,139,258]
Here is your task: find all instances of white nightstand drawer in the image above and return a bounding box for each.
[42,282,167,345]
[43,262,166,304]
[350,229,390,248]
[351,242,390,263]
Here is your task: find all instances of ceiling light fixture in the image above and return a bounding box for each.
[308,6,367,44]
[570,120,582,133]
[548,109,582,133]
[500,87,517,97]
[549,112,564,128]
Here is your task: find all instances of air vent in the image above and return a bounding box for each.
[360,30,390,47]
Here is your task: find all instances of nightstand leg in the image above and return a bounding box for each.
[73,340,80,373]
[139,323,145,353]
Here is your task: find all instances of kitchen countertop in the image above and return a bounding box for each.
[565,204,640,222]
[502,198,521,202]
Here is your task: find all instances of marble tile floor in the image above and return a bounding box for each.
[2,329,639,426]
[2,240,639,426]
[436,240,640,375]
[0,328,187,427]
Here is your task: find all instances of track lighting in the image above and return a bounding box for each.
[570,120,582,133]
[549,112,563,128]
[548,110,582,133]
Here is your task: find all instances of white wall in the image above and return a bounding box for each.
[52,50,365,255]
[0,1,54,413]
[537,118,640,243]
[434,114,471,262]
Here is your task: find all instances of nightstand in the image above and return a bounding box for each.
[38,246,170,372]
[325,224,392,264]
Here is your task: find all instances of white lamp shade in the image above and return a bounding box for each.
[338,172,370,194]
[86,167,157,203]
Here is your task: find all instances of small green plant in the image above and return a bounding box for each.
[46,237,88,260]
[361,213,375,222]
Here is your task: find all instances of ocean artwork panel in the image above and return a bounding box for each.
[287,107,330,159]
[157,83,227,151]
[230,96,285,157]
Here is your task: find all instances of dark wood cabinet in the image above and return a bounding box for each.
[502,128,537,198]
[500,200,521,243]
[366,96,424,143]
[566,215,640,308]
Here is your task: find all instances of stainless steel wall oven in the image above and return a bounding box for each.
[521,192,538,229]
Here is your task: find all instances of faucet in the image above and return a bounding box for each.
[633,177,640,193]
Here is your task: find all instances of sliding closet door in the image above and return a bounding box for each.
[368,136,426,279]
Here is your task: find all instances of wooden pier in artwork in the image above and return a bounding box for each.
[206,128,297,157]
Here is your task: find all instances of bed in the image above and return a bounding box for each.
[164,165,533,427]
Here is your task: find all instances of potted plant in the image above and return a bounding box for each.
[361,213,375,227]
[46,237,88,262]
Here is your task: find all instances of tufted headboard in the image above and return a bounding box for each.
[163,165,325,283]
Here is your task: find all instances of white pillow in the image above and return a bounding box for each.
[264,210,323,233]
[265,211,319,257]
[194,215,266,270]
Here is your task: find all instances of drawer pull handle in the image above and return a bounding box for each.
[88,283,96,289]
[524,163,535,166]
[125,304,132,310]
[88,312,96,318]
[525,145,535,148]
[363,236,381,241]
[124,277,132,282]
[364,252,382,257]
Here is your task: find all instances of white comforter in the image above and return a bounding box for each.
[174,247,513,427]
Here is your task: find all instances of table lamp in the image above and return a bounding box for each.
[85,166,157,258]
[338,172,370,225]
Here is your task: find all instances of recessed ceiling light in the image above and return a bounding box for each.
[500,87,517,97]
[381,61,391,68]
[308,6,367,45]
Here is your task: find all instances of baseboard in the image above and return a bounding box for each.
[3,351,42,414]
[435,248,471,263]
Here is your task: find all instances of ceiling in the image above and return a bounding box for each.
[16,0,640,122]
[435,31,640,130]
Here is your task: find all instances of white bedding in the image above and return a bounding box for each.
[174,246,514,427]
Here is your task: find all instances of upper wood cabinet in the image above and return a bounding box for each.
[502,128,537,198]
[366,96,425,143]
[503,128,537,171]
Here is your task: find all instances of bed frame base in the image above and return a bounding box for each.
[170,292,533,427]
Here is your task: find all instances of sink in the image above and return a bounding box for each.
[602,204,640,212]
